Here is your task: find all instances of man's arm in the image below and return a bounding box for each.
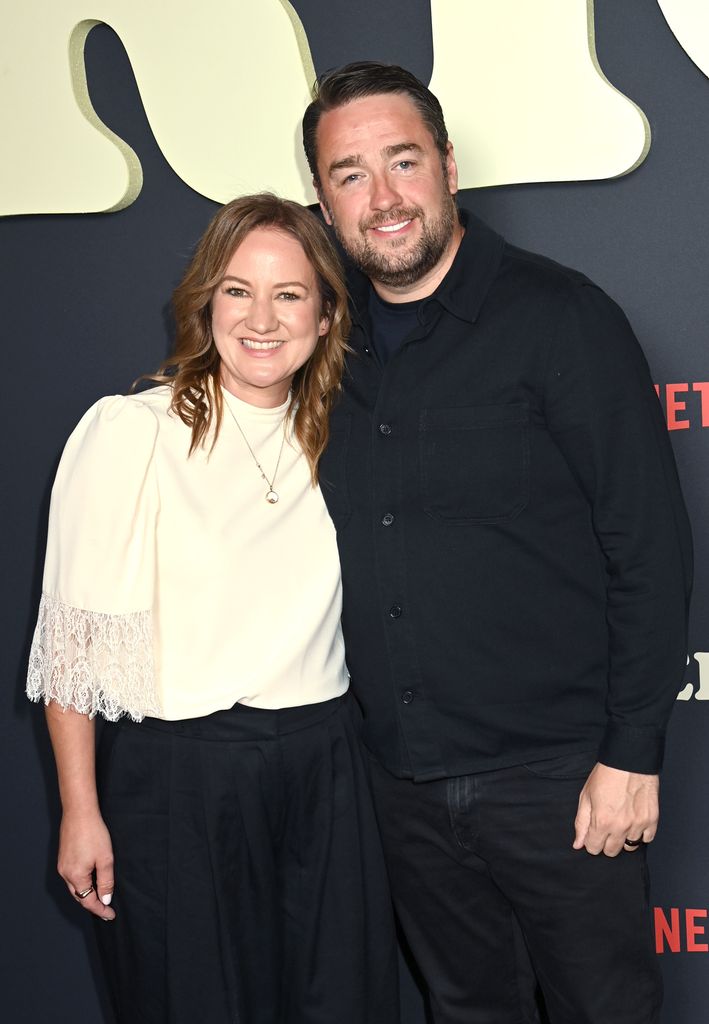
[543,280,692,853]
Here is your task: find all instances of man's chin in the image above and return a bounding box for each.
[363,247,445,288]
[342,216,454,287]
[372,265,428,288]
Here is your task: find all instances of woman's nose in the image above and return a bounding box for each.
[244,297,278,334]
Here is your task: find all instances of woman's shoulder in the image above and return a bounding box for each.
[74,385,173,437]
[91,383,173,417]
[127,383,174,412]
[58,388,176,471]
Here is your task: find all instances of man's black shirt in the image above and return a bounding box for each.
[319,210,692,782]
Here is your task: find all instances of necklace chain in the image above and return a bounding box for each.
[224,399,288,504]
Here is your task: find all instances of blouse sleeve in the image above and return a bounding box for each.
[26,395,161,721]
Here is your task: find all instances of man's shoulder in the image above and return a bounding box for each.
[456,208,606,318]
[499,238,593,300]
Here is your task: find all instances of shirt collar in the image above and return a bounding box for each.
[346,206,505,328]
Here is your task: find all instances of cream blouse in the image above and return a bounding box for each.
[27,386,349,721]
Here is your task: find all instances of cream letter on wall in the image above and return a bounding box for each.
[0,0,315,215]
[1,0,653,215]
[657,0,709,80]
[429,0,650,188]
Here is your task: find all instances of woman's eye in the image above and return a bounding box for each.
[279,292,299,302]
[225,286,247,297]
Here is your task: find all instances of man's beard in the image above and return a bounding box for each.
[331,192,457,289]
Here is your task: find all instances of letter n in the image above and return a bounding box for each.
[654,907,681,953]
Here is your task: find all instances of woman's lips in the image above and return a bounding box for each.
[239,338,285,355]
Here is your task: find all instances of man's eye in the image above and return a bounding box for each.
[342,173,361,185]
[397,161,414,170]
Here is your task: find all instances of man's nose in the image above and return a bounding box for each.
[369,173,403,212]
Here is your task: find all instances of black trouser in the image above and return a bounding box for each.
[369,750,661,1024]
[95,694,399,1024]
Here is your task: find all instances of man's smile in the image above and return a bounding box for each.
[370,219,413,235]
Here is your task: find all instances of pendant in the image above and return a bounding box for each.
[266,490,279,504]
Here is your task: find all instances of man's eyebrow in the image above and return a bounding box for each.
[382,142,423,159]
[328,154,365,176]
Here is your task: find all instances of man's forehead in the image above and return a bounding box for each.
[317,94,434,161]
[321,92,422,130]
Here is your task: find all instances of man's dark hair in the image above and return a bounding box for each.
[303,61,449,187]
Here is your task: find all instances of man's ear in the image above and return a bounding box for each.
[445,142,459,197]
[315,182,334,226]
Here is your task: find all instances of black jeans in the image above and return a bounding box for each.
[369,751,661,1024]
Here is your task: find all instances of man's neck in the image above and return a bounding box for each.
[372,223,465,304]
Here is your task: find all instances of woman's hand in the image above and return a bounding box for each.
[44,702,116,921]
[58,809,116,920]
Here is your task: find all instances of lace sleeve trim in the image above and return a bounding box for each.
[26,593,161,722]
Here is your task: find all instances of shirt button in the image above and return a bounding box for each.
[381,513,395,527]
[401,689,414,704]
[379,423,392,436]
[389,603,402,618]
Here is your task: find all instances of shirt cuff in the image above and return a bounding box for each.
[597,720,666,774]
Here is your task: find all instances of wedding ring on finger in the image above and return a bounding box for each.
[74,885,95,899]
[624,837,643,848]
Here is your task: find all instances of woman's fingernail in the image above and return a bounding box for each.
[101,894,113,906]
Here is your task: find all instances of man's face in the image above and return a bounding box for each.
[315,93,459,291]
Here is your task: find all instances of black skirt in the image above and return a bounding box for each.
[95,693,399,1024]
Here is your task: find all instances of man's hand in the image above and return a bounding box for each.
[573,763,659,857]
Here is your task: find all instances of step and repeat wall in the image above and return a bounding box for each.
[3,1,708,1020]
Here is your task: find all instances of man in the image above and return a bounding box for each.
[302,62,692,1023]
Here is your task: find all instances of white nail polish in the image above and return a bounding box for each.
[101,893,113,906]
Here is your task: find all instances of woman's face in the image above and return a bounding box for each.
[211,226,330,407]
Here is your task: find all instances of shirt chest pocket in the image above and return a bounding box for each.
[419,403,530,524]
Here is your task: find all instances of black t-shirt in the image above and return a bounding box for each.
[368,288,423,364]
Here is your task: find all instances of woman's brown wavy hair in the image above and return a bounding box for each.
[145,193,350,483]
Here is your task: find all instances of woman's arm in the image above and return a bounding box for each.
[45,702,116,921]
[29,396,161,918]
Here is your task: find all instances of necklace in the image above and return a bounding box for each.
[224,399,288,504]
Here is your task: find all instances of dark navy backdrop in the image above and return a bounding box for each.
[3,1,708,1019]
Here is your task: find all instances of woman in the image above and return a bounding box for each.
[27,194,399,1023]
